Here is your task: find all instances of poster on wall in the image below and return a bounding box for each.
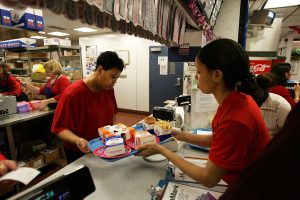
[249,60,272,74]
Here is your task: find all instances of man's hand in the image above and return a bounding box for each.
[76,137,91,154]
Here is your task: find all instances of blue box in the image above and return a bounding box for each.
[0,8,12,26]
[13,8,36,30]
[34,9,44,31]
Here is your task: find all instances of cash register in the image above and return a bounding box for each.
[8,165,95,200]
[0,95,17,117]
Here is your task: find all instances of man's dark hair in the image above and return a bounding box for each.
[96,51,124,71]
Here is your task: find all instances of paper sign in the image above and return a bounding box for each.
[162,182,222,200]
[158,56,168,65]
[0,167,40,185]
[160,64,168,75]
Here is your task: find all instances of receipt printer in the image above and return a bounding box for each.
[0,95,17,117]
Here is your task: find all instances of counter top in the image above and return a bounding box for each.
[9,143,213,200]
[0,110,55,128]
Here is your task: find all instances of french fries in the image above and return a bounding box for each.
[155,119,172,130]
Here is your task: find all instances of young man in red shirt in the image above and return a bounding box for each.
[51,51,124,163]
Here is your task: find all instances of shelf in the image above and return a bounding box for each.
[60,55,80,58]
[27,45,81,51]
[0,24,40,41]
[5,58,28,62]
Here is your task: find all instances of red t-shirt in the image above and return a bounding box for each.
[51,80,118,151]
[269,85,296,108]
[209,91,270,185]
[0,75,22,96]
[39,75,71,101]
[0,152,5,161]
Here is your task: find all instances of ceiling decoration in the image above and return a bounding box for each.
[0,0,192,46]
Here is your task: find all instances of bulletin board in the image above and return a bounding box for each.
[116,50,130,65]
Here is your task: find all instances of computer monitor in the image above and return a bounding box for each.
[250,9,276,26]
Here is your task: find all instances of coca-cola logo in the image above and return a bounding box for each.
[250,64,270,73]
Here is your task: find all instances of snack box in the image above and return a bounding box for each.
[98,125,115,139]
[143,116,156,130]
[154,122,172,136]
[105,136,126,157]
[29,100,41,110]
[17,101,31,113]
[134,130,156,147]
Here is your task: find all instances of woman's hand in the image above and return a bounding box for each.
[172,128,185,141]
[38,100,49,110]
[135,143,164,157]
[0,160,17,177]
[76,137,91,154]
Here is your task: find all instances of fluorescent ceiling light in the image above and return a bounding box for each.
[103,34,119,38]
[73,27,98,32]
[30,36,47,39]
[264,0,300,9]
[48,31,70,36]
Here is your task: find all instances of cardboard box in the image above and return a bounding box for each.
[34,9,44,31]
[0,7,12,26]
[0,38,36,49]
[12,8,36,30]
[27,154,44,168]
[43,38,71,46]
[31,72,46,81]
[40,148,59,164]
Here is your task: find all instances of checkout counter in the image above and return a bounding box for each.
[0,95,55,160]
[10,142,219,200]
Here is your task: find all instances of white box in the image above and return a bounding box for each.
[154,124,172,136]
[43,38,71,46]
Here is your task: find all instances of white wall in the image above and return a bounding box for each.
[246,17,283,51]
[79,34,160,112]
[213,0,241,41]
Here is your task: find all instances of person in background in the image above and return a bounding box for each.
[23,60,71,110]
[0,153,17,177]
[269,62,300,107]
[136,39,270,187]
[51,51,124,163]
[0,62,28,101]
[219,102,300,200]
[252,73,291,138]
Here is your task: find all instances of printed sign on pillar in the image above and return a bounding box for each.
[250,60,272,74]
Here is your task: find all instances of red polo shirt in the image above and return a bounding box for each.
[51,80,118,151]
[269,85,296,107]
[209,91,269,185]
[0,153,5,161]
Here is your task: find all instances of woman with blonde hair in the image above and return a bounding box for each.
[24,60,71,109]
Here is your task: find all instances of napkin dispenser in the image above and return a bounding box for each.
[0,95,17,116]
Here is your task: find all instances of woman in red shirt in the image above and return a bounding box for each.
[23,60,71,110]
[0,63,28,101]
[269,62,300,107]
[136,39,270,187]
